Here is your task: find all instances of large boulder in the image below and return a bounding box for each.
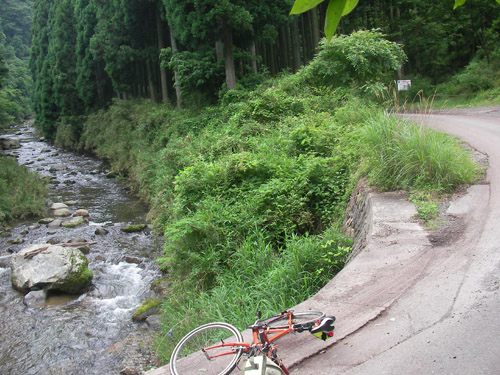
[10,244,93,294]
[0,138,21,150]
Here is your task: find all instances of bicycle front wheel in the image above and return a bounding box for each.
[170,322,244,375]
[263,311,325,329]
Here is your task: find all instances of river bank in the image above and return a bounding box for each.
[0,122,163,374]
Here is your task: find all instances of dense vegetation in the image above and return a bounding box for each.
[0,0,34,128]
[0,156,47,226]
[73,31,480,361]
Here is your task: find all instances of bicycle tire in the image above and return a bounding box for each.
[170,322,244,375]
[262,311,325,329]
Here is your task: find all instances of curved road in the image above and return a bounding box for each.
[296,107,500,374]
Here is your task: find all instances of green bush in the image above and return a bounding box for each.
[300,30,406,89]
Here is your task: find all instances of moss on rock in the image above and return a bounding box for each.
[132,298,162,321]
[58,252,93,294]
[120,224,147,233]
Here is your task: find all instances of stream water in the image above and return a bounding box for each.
[0,122,162,374]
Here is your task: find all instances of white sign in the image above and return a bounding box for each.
[397,80,412,91]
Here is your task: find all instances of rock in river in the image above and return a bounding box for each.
[53,208,72,217]
[120,224,147,233]
[10,244,93,294]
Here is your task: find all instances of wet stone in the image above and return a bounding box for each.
[7,238,24,245]
[38,218,54,225]
[62,216,85,228]
[120,224,147,233]
[54,208,72,217]
[73,209,89,217]
[95,227,109,235]
[125,256,141,264]
[51,203,68,210]
[24,289,47,308]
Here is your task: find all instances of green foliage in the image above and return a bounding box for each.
[290,0,359,41]
[438,53,500,97]
[300,30,406,90]
[157,227,351,362]
[0,156,47,225]
[409,191,439,222]
[0,0,34,127]
[360,112,481,192]
[160,48,225,102]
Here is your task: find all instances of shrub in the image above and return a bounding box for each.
[300,30,407,89]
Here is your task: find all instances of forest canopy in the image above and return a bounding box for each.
[2,0,498,137]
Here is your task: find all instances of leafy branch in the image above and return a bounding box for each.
[291,0,500,42]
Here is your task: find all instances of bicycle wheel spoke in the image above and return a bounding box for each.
[170,323,243,375]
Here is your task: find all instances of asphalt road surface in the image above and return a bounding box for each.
[296,107,500,375]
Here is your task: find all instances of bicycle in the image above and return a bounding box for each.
[169,309,336,375]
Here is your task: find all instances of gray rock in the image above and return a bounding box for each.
[48,219,63,229]
[38,217,54,225]
[125,256,141,264]
[73,209,89,217]
[7,238,24,245]
[0,254,11,268]
[145,315,162,330]
[23,289,47,308]
[51,203,69,210]
[78,246,90,255]
[10,244,93,294]
[95,227,109,235]
[53,208,72,217]
[62,216,85,228]
[49,164,67,172]
[0,138,21,150]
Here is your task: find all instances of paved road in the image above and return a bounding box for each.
[296,108,500,374]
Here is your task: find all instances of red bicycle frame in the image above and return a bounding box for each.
[202,312,298,374]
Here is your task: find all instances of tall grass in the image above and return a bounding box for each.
[361,112,481,192]
[0,156,47,225]
[156,227,351,363]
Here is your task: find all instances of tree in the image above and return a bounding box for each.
[0,0,34,125]
[0,55,7,88]
[163,0,254,90]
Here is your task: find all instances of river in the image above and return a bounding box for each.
[0,121,162,374]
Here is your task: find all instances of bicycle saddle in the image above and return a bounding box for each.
[311,315,335,334]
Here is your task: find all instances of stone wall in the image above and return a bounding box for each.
[342,179,374,262]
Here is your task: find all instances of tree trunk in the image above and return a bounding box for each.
[169,26,182,108]
[215,39,224,62]
[250,41,258,73]
[146,60,156,102]
[290,18,301,72]
[311,7,320,53]
[279,26,289,70]
[222,17,236,90]
[156,9,169,103]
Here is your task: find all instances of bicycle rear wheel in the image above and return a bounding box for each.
[263,311,325,329]
[170,322,244,375]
